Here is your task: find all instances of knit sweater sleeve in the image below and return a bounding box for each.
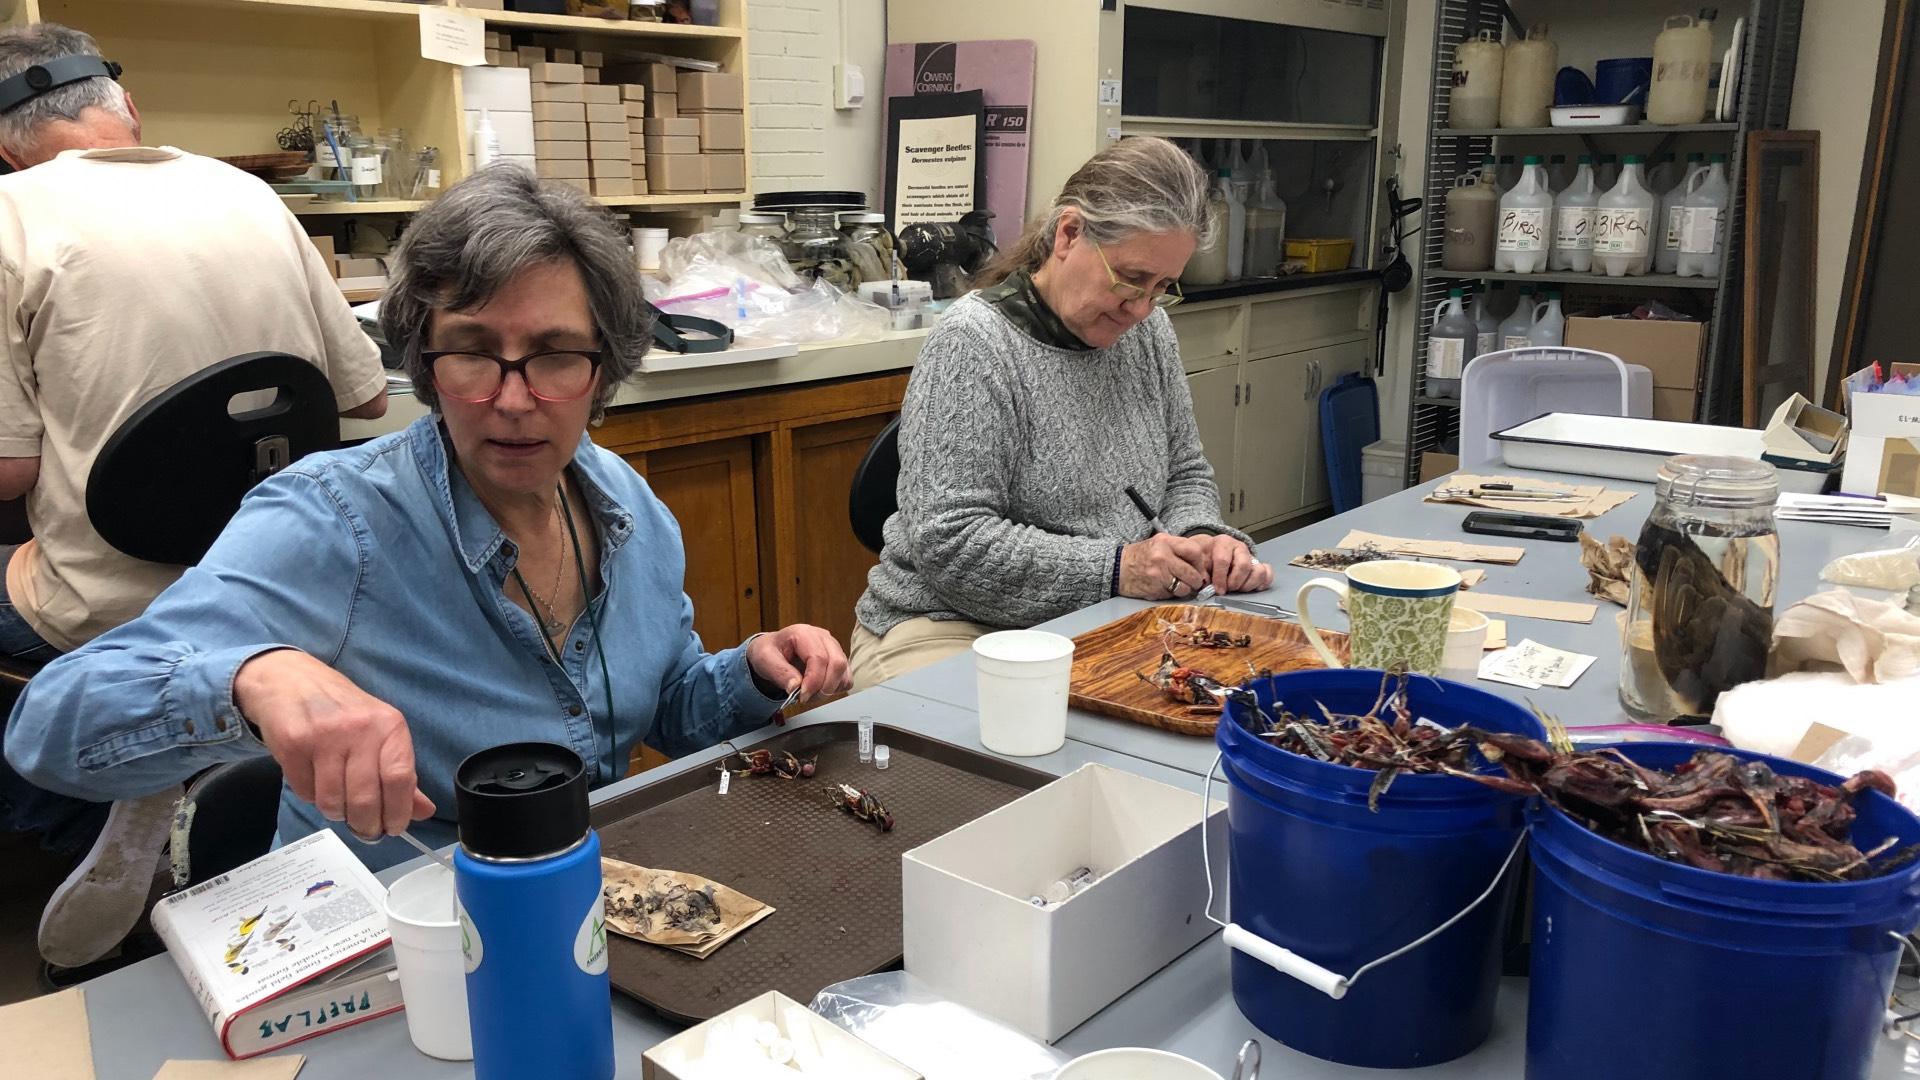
[894,318,1121,625]
[1147,313,1252,545]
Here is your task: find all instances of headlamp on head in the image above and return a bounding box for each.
[0,54,122,115]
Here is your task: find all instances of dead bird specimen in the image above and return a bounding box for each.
[828,782,894,832]
[727,748,817,780]
[1244,672,1489,809]
[1155,618,1253,650]
[1136,634,1238,714]
[605,879,723,936]
[1294,543,1392,571]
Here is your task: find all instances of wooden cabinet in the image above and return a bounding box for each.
[762,414,892,654]
[1296,339,1374,509]
[1187,367,1240,514]
[622,437,762,651]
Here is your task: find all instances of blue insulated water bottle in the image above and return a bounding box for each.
[454,743,613,1080]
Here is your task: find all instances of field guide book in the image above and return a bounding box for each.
[151,829,402,1058]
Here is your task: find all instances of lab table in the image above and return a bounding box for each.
[59,470,1919,1079]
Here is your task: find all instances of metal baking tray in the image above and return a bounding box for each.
[1492,412,1831,493]
[591,722,1052,1023]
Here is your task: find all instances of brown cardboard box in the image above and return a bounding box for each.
[535,158,592,180]
[1563,315,1706,392]
[649,154,707,193]
[626,100,647,120]
[629,116,647,135]
[532,100,586,123]
[644,135,700,156]
[629,131,648,150]
[704,152,745,192]
[645,93,678,119]
[516,45,546,65]
[528,62,584,84]
[590,139,632,161]
[1419,452,1459,484]
[531,82,585,104]
[583,68,601,84]
[563,0,625,17]
[676,71,744,111]
[537,140,588,160]
[307,234,337,278]
[590,156,633,178]
[552,176,591,193]
[585,102,625,124]
[465,0,505,8]
[642,117,698,137]
[553,48,577,64]
[637,63,679,93]
[588,121,629,143]
[532,120,587,142]
[581,51,604,68]
[484,48,502,65]
[1653,388,1699,423]
[593,177,634,197]
[632,175,650,195]
[620,83,646,102]
[582,85,620,106]
[692,111,744,151]
[498,53,521,68]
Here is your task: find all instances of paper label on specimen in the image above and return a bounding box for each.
[1594,208,1651,256]
[1497,207,1548,251]
[1553,206,1594,249]
[1477,638,1597,690]
[1428,335,1466,379]
[1679,207,1723,254]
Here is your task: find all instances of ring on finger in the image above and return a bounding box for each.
[1167,577,1183,595]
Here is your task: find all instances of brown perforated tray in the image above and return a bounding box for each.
[591,723,1052,1023]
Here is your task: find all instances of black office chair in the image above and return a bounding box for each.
[847,415,901,555]
[2,352,338,873]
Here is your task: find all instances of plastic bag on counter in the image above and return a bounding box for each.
[1812,730,1920,815]
[647,230,890,344]
[1820,536,1920,591]
[656,229,804,294]
[809,972,1067,1080]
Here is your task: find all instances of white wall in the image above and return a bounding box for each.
[1789,0,1887,392]
[747,0,887,200]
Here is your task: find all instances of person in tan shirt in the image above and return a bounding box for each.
[0,23,388,974]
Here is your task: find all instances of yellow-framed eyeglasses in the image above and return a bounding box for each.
[1093,242,1184,309]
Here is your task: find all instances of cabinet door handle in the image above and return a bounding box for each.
[1245,381,1253,405]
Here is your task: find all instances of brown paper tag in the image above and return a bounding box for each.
[1789,723,1850,765]
[152,1058,305,1080]
[1455,591,1599,624]
[1335,529,1526,565]
[1424,473,1637,519]
[601,859,775,960]
[0,989,93,1080]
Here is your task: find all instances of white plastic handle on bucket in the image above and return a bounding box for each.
[1201,752,1528,1001]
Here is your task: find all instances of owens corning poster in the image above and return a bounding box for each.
[884,39,1036,243]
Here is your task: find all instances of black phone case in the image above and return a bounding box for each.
[1461,511,1583,542]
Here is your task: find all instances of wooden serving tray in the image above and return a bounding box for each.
[1068,604,1346,737]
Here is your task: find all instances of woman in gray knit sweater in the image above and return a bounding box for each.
[850,137,1274,690]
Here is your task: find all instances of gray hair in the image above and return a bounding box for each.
[0,24,135,159]
[381,164,651,417]
[975,136,1213,288]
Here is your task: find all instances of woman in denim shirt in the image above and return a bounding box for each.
[3,167,850,872]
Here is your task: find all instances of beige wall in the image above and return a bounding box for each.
[1790,0,1888,392]
[747,0,888,199]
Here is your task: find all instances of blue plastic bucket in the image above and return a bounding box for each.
[1217,670,1543,1068]
[1528,743,1920,1080]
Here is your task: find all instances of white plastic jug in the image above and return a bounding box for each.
[1529,293,1566,347]
[1500,25,1557,129]
[1547,155,1574,193]
[1549,156,1599,273]
[1676,155,1730,278]
[1452,30,1505,128]
[1649,14,1714,125]
[1496,155,1520,196]
[1496,157,1552,273]
[1428,287,1477,399]
[1246,170,1289,277]
[1656,153,1706,274]
[1222,171,1248,280]
[1472,287,1500,357]
[1499,286,1538,351]
[1183,185,1231,286]
[1595,156,1657,277]
[1443,174,1497,271]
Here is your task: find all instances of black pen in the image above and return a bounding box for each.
[1124,484,1167,534]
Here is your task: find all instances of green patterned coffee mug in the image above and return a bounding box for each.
[1296,560,1461,674]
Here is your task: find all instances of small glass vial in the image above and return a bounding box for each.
[873,745,890,770]
[857,717,874,763]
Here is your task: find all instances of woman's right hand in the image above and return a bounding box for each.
[1118,533,1213,600]
[235,648,435,841]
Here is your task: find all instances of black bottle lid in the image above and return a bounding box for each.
[455,742,590,861]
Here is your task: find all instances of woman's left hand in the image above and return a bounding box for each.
[1198,533,1274,594]
[747,624,852,703]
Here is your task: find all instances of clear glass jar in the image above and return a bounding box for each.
[737,211,788,244]
[838,212,893,287]
[784,208,853,289]
[1618,455,1780,722]
[318,114,360,181]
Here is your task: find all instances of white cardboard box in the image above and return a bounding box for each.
[1842,388,1920,496]
[902,764,1225,1043]
[640,991,921,1080]
[466,109,534,156]
[459,66,532,113]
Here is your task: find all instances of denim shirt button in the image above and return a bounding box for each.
[568,705,582,717]
[183,719,195,735]
[574,641,585,651]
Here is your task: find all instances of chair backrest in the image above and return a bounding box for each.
[847,415,901,555]
[176,755,285,888]
[86,352,341,566]
[1318,372,1380,514]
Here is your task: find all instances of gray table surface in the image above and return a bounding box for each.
[61,470,1920,1079]
[881,468,1904,778]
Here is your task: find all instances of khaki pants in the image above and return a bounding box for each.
[849,617,994,692]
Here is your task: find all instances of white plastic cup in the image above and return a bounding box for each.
[1055,1047,1226,1080]
[1442,607,1491,678]
[631,227,670,272]
[385,864,472,1061]
[972,630,1073,757]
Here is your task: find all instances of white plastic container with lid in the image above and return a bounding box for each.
[973,630,1073,757]
[1499,284,1538,350]
[1496,155,1552,274]
[1656,153,1707,274]
[1428,287,1477,399]
[1676,153,1730,278]
[1451,29,1505,129]
[1472,285,1500,357]
[1442,173,1497,271]
[1649,14,1715,125]
[1499,24,1557,129]
[1182,181,1231,287]
[1529,291,1566,347]
[1549,156,1599,272]
[1595,155,1657,277]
